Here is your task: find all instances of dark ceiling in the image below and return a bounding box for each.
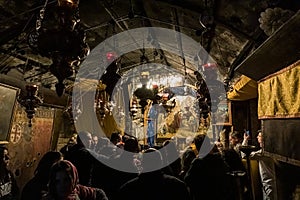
[0,0,299,97]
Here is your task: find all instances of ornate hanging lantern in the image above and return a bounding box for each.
[18,84,43,127]
[28,0,89,96]
[94,81,114,120]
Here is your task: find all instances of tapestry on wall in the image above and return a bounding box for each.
[7,103,55,191]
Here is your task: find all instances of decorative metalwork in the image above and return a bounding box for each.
[95,81,114,120]
[18,85,43,127]
[194,63,224,128]
[28,0,89,96]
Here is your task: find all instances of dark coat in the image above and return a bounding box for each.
[117,171,191,200]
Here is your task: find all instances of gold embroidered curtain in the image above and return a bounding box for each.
[227,75,258,101]
[258,60,300,119]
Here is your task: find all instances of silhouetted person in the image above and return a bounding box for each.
[117,148,191,200]
[91,134,99,151]
[60,134,77,157]
[184,135,230,200]
[0,146,19,200]
[21,151,63,200]
[103,137,140,199]
[179,135,201,180]
[95,137,116,158]
[161,140,181,178]
[64,131,96,186]
[110,132,122,145]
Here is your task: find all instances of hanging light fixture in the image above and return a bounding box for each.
[94,81,115,120]
[129,97,139,118]
[18,84,43,127]
[133,71,154,115]
[28,0,89,96]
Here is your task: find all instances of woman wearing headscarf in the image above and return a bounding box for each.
[42,160,108,200]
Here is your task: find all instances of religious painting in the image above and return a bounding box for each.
[215,100,232,125]
[0,83,19,143]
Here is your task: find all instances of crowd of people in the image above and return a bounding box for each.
[0,129,277,200]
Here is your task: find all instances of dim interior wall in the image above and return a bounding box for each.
[51,109,75,151]
[232,101,248,132]
[249,98,260,146]
[263,119,300,164]
[54,109,78,152]
[231,99,260,143]
[6,103,55,192]
[263,119,300,200]
[232,99,260,140]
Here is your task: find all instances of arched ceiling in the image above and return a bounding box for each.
[0,0,299,97]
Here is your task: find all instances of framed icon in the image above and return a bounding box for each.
[0,83,19,143]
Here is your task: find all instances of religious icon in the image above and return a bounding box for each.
[0,83,19,143]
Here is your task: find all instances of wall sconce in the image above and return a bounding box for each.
[18,84,43,127]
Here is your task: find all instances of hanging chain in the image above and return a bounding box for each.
[28,0,49,49]
[36,0,49,33]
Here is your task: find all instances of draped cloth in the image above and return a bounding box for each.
[227,75,258,101]
[258,60,300,119]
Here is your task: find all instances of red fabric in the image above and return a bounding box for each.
[202,63,217,70]
[63,160,96,200]
[45,160,98,200]
[76,184,96,199]
[64,160,79,192]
